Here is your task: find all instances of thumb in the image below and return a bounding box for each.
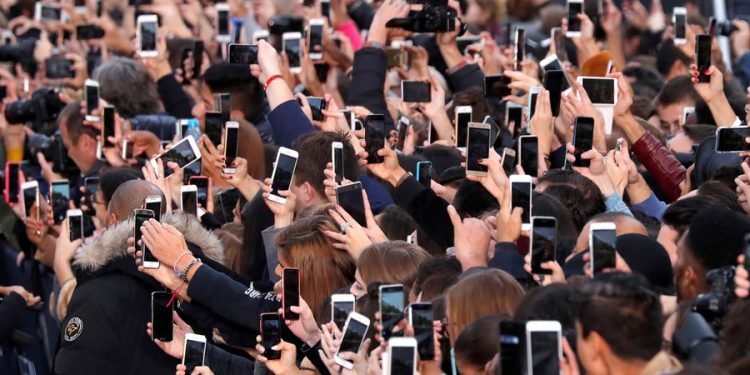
[511,207,523,221]
[447,205,462,227]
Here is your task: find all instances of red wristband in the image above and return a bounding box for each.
[265,74,284,91]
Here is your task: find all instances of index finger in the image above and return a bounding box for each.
[447,205,462,227]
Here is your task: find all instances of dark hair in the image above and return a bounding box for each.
[655,41,691,77]
[453,180,499,218]
[203,62,265,120]
[662,196,723,236]
[449,87,501,127]
[532,193,578,259]
[94,58,160,118]
[515,284,578,332]
[420,144,464,176]
[454,315,504,372]
[98,167,143,204]
[631,96,658,120]
[697,180,743,212]
[631,211,661,239]
[686,206,750,271]
[709,166,741,192]
[654,75,700,108]
[413,257,462,297]
[292,131,359,196]
[682,124,717,144]
[540,176,605,232]
[576,272,663,361]
[377,205,418,241]
[59,101,97,146]
[718,299,750,369]
[622,66,665,96]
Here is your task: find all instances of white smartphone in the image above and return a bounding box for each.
[84,79,100,122]
[253,29,270,44]
[150,135,202,178]
[673,7,687,45]
[35,2,62,22]
[334,312,371,370]
[589,222,617,275]
[282,32,303,74]
[539,54,564,73]
[122,140,134,160]
[21,181,40,219]
[454,105,472,151]
[330,293,356,330]
[332,141,344,184]
[308,18,325,61]
[525,320,562,375]
[136,14,159,58]
[509,174,533,231]
[67,209,84,242]
[216,3,231,43]
[181,185,198,216]
[566,0,583,38]
[576,76,617,105]
[466,122,491,176]
[384,337,418,375]
[269,147,299,204]
[144,195,162,222]
[223,121,240,174]
[683,106,695,125]
[182,333,207,374]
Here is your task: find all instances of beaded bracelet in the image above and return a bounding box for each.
[176,257,202,283]
[172,251,193,273]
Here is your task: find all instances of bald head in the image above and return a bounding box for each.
[108,180,166,222]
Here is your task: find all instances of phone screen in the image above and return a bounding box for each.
[531,218,557,274]
[224,126,239,166]
[23,186,37,218]
[717,127,750,152]
[529,92,539,119]
[42,5,61,21]
[500,322,524,375]
[7,163,19,203]
[141,21,157,52]
[412,305,435,360]
[184,339,206,373]
[310,24,323,55]
[285,37,301,69]
[380,286,404,340]
[191,178,208,208]
[417,161,432,187]
[333,146,345,183]
[339,318,368,354]
[696,35,711,83]
[182,189,197,216]
[467,126,490,172]
[675,14,686,39]
[396,120,409,152]
[581,78,615,104]
[455,111,472,149]
[402,81,431,103]
[573,117,595,167]
[262,314,282,359]
[51,182,70,224]
[365,115,386,163]
[218,10,230,36]
[544,71,564,116]
[511,181,532,226]
[568,2,582,32]
[306,97,327,122]
[69,213,83,241]
[336,183,366,226]
[592,229,616,274]
[391,346,415,374]
[333,301,354,331]
[507,106,523,137]
[530,331,560,375]
[135,210,156,263]
[519,136,539,177]
[159,138,199,170]
[204,112,224,148]
[271,153,297,196]
[514,28,526,65]
[484,75,511,98]
[85,84,98,115]
[229,44,258,65]
[502,150,516,175]
[283,268,300,319]
[152,292,173,341]
[103,107,115,147]
[145,200,161,222]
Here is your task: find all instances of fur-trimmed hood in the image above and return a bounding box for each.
[74,213,225,272]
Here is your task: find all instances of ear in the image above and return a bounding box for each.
[680,265,700,299]
[300,181,322,203]
[589,331,612,369]
[108,212,118,227]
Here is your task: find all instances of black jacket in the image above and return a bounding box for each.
[347,47,395,131]
[393,175,453,249]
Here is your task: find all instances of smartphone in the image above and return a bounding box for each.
[101,106,116,148]
[122,140,134,160]
[341,110,355,131]
[222,121,239,173]
[269,147,299,204]
[386,337,418,375]
[505,103,524,139]
[21,181,39,219]
[35,2,62,22]
[134,209,158,268]
[228,44,258,64]
[283,32,302,74]
[150,136,202,178]
[193,40,204,79]
[4,162,20,204]
[606,59,615,74]
[365,114,386,164]
[409,302,435,361]
[51,180,70,224]
[321,0,330,18]
[136,14,158,58]
[283,267,300,320]
[180,185,198,216]
[571,116,595,168]
[253,29,270,44]
[484,75,512,98]
[379,284,405,341]
[502,148,516,176]
[551,27,568,61]
[84,80,100,122]
[530,217,557,274]
[401,80,431,103]
[566,0,583,37]
[466,122,490,176]
[455,106,472,150]
[539,55,571,92]
[526,321,562,375]
[673,7,687,45]
[416,161,432,188]
[45,57,74,79]
[151,291,173,342]
[216,3,231,42]
[144,195,162,222]
[261,313,282,360]
[386,47,405,69]
[396,117,409,152]
[499,321,526,375]
[456,35,482,54]
[510,175,532,231]
[514,28,526,71]
[306,97,327,122]
[332,142,345,183]
[187,176,208,209]
[76,24,105,40]
[176,119,189,140]
[543,70,564,117]
[182,334,207,374]
[203,112,224,148]
[335,182,366,226]
[715,127,750,152]
[67,209,83,241]
[331,294,355,331]
[518,135,539,178]
[334,312,371,370]
[528,86,541,120]
[578,77,617,105]
[308,18,325,61]
[589,222,617,275]
[696,34,712,84]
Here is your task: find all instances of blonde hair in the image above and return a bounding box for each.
[358,241,433,292]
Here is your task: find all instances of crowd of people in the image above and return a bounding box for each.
[1,0,750,374]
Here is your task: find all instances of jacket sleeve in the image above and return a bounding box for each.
[488,242,527,280]
[0,292,26,341]
[156,74,194,119]
[447,63,485,93]
[347,47,394,130]
[732,51,750,90]
[205,343,256,375]
[267,100,316,148]
[392,175,453,249]
[631,131,686,202]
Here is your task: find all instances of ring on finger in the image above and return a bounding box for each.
[340,222,350,234]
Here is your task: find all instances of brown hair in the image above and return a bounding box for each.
[357,241,433,293]
[445,269,524,345]
[214,222,244,275]
[236,117,266,180]
[476,0,507,23]
[276,215,356,323]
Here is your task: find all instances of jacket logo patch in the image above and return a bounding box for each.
[64,317,83,342]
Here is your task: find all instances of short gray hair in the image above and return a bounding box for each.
[93,58,161,119]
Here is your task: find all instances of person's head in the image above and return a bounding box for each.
[653,75,700,136]
[449,87,501,127]
[668,124,716,153]
[465,0,505,27]
[455,315,504,375]
[291,131,359,212]
[445,269,524,345]
[94,58,161,118]
[697,180,744,212]
[574,212,648,254]
[94,167,143,226]
[575,273,663,375]
[675,207,750,301]
[537,171,606,232]
[275,215,356,322]
[201,62,265,122]
[375,205,418,241]
[532,193,579,258]
[453,180,499,218]
[107,180,165,227]
[57,101,99,176]
[656,41,691,80]
[622,66,665,97]
[514,283,578,333]
[350,241,432,299]
[411,256,462,301]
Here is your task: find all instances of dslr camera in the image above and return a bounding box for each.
[386,0,457,33]
[691,266,735,331]
[5,88,65,131]
[713,16,750,37]
[27,132,78,177]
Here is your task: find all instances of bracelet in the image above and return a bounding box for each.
[172,251,193,273]
[264,74,284,91]
[168,283,185,307]
[176,257,202,283]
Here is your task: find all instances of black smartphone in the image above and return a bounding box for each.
[505,104,523,139]
[572,116,595,168]
[528,90,539,119]
[134,209,156,265]
[22,183,39,219]
[85,81,99,120]
[543,70,564,117]
[102,106,115,147]
[379,284,405,341]
[499,321,526,375]
[283,268,300,320]
[6,162,20,204]
[531,217,557,274]
[204,112,224,147]
[283,34,302,71]
[416,161,432,188]
[590,223,617,275]
[365,114,386,164]
[466,123,490,174]
[76,24,105,40]
[715,127,750,152]
[514,28,526,71]
[580,77,616,105]
[502,148,516,176]
[335,182,366,226]
[68,210,83,241]
[410,302,435,361]
[518,135,539,177]
[396,117,409,152]
[401,80,431,103]
[223,122,239,172]
[151,291,173,342]
[484,75,512,98]
[50,180,70,224]
[189,176,209,208]
[567,0,583,34]
[45,57,74,79]
[306,97,327,122]
[270,148,298,201]
[696,34,712,83]
[510,177,533,229]
[744,234,750,271]
[261,313,282,360]
[228,44,258,64]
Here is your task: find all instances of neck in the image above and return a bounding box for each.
[606,356,649,375]
[78,158,97,177]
